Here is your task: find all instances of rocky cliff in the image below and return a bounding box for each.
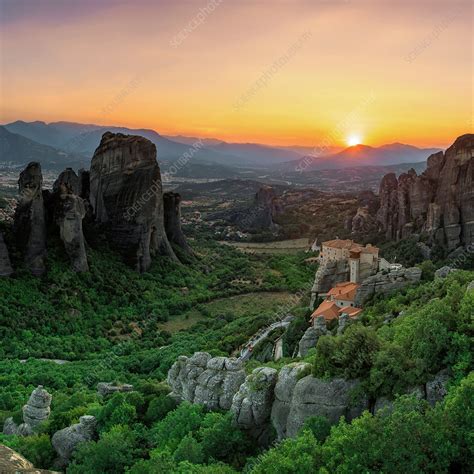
[163,192,193,255]
[14,162,47,275]
[90,132,176,271]
[0,231,13,276]
[377,134,474,250]
[52,168,88,272]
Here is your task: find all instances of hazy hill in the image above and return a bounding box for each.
[0,126,88,170]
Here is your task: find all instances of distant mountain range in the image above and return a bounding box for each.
[0,126,88,170]
[1,120,442,172]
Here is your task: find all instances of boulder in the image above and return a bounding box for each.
[271,363,311,440]
[231,367,277,443]
[0,231,13,276]
[167,352,246,410]
[425,370,450,406]
[354,267,422,307]
[434,265,457,279]
[0,445,58,473]
[284,376,368,438]
[97,382,134,397]
[52,169,88,272]
[163,192,193,255]
[89,132,176,272]
[2,417,33,436]
[14,162,47,275]
[298,316,327,357]
[51,415,96,467]
[22,385,52,430]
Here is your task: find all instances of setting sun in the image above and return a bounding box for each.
[347,135,362,147]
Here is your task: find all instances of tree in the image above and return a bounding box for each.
[173,434,204,464]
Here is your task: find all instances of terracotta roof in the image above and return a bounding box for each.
[339,306,363,318]
[327,282,360,301]
[311,300,340,321]
[322,239,379,255]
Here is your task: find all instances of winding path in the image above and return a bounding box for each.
[238,315,294,362]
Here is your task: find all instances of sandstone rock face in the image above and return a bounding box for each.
[231,367,277,443]
[167,352,246,410]
[271,363,311,440]
[22,385,52,430]
[90,132,176,272]
[298,316,327,357]
[0,231,13,276]
[52,169,88,272]
[350,206,377,234]
[163,192,193,255]
[97,382,134,397]
[52,415,96,467]
[354,267,422,307]
[377,134,474,249]
[0,445,57,474]
[14,162,47,275]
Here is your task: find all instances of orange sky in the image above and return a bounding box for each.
[0,0,472,148]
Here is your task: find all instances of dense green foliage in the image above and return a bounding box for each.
[0,231,472,472]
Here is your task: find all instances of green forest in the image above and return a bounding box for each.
[0,235,473,472]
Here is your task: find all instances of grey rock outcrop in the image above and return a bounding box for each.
[167,352,246,410]
[377,134,474,249]
[426,370,450,406]
[0,231,13,276]
[231,367,277,443]
[52,415,96,467]
[434,265,457,279]
[271,363,311,439]
[337,313,350,335]
[97,382,134,397]
[298,316,327,357]
[14,162,47,275]
[3,385,52,436]
[282,376,368,438]
[373,396,394,415]
[52,169,88,272]
[467,280,474,292]
[310,260,349,307]
[354,266,422,307]
[90,132,176,272]
[163,192,193,255]
[22,385,52,429]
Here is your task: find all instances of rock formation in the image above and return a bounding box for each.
[298,315,327,357]
[3,385,52,435]
[167,352,246,410]
[434,265,457,279]
[97,382,134,397]
[377,134,474,250]
[22,385,52,429]
[310,260,349,307]
[0,445,57,474]
[51,415,97,467]
[280,376,367,438]
[354,266,422,307]
[89,132,176,271]
[231,367,277,443]
[425,370,450,406]
[271,362,311,439]
[14,162,47,275]
[52,169,88,272]
[163,192,193,255]
[0,231,13,276]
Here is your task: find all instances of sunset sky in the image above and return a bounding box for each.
[0,0,472,148]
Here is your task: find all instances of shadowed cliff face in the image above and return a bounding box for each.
[90,132,176,272]
[377,134,474,249]
[14,162,47,276]
[163,192,193,255]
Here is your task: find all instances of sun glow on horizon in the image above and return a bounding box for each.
[347,134,362,147]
